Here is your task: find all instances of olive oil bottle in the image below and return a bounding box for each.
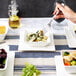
[9,14,20,29]
[8,0,20,29]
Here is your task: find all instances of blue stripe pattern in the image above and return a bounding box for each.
[55,45,76,50]
[14,65,56,71]
[5,36,19,39]
[7,35,76,51]
[15,52,60,58]
[9,45,18,51]
[54,35,66,39]
[9,45,76,51]
[5,35,66,40]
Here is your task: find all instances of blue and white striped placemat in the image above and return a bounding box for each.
[5,34,76,76]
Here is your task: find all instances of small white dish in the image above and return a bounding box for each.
[50,19,68,35]
[61,50,76,74]
[0,51,15,76]
[0,54,8,71]
[55,56,76,76]
[65,28,76,48]
[0,44,9,71]
[0,19,9,42]
[65,21,76,48]
[65,66,76,74]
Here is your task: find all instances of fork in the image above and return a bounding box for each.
[48,3,65,27]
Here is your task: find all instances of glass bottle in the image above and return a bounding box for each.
[9,12,20,29]
[8,0,20,29]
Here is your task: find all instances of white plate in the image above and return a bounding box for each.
[0,51,15,76]
[19,28,55,51]
[55,56,76,76]
[65,24,76,48]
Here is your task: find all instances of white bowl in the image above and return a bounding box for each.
[26,40,50,47]
[61,50,76,74]
[0,44,9,71]
[0,19,9,42]
[0,56,8,71]
[65,66,76,74]
[25,31,51,47]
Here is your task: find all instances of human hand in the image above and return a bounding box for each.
[53,3,76,23]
